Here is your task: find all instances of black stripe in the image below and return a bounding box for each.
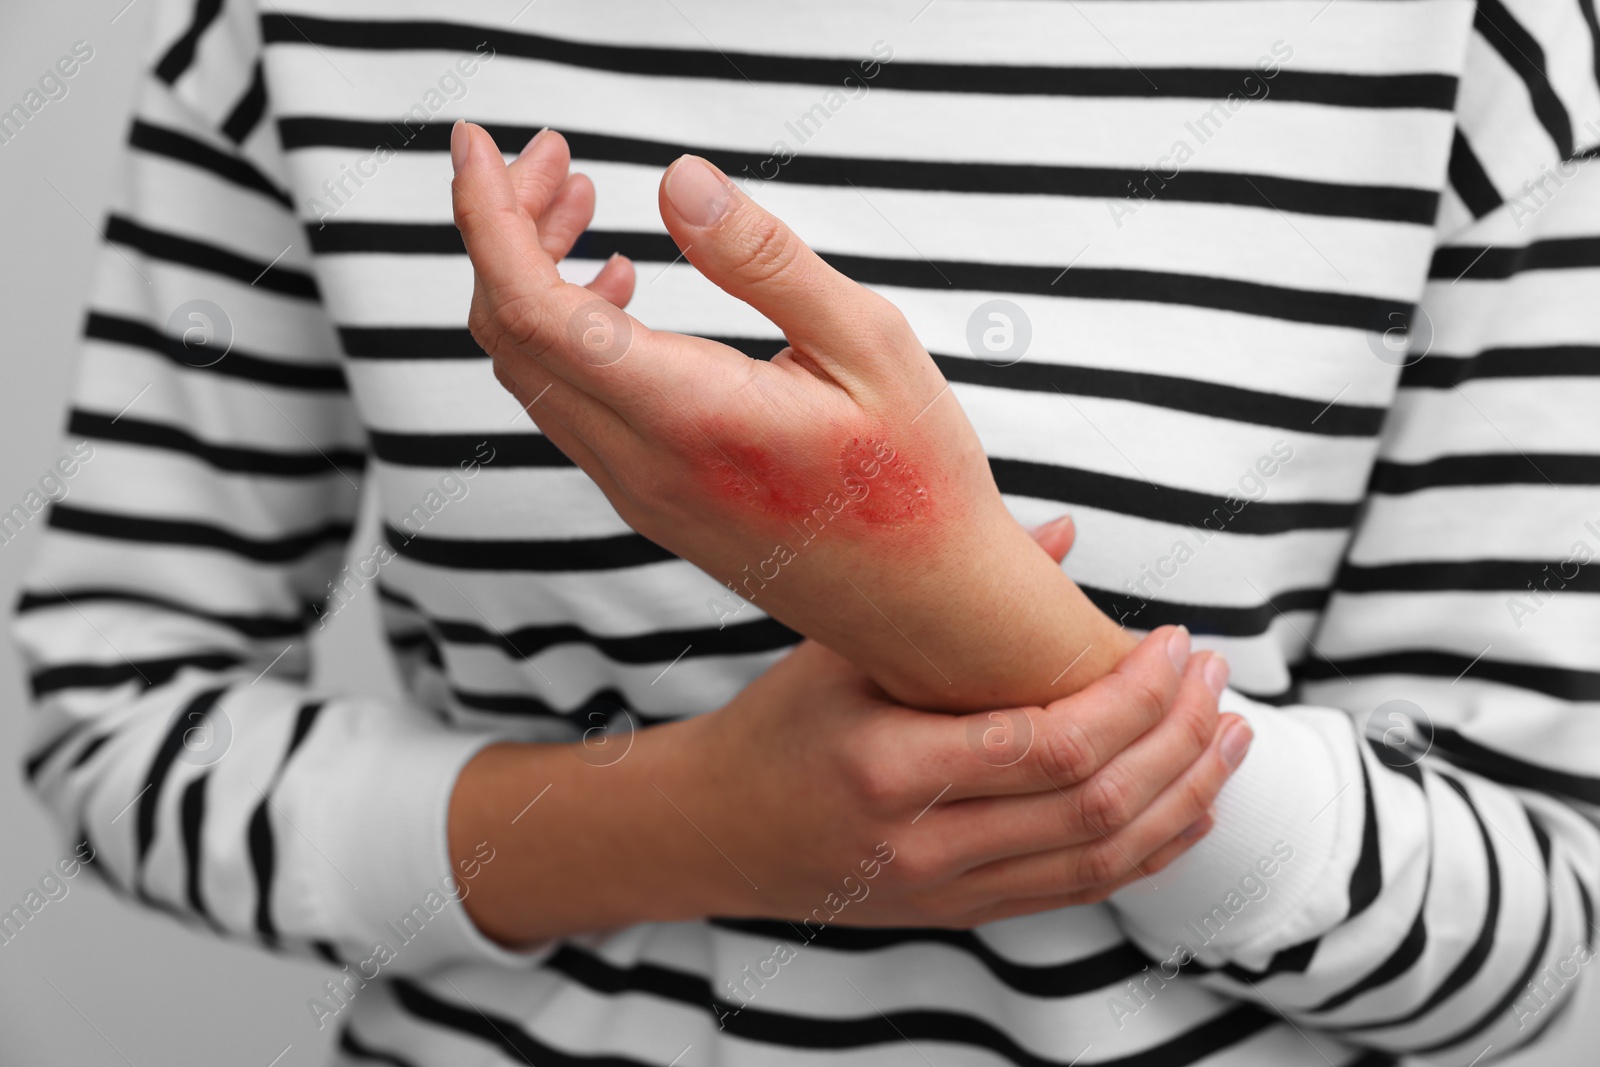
[448,686,677,729]
[1401,345,1600,388]
[386,524,673,571]
[136,687,227,870]
[1343,1052,1400,1067]
[1085,582,1330,640]
[338,1026,425,1067]
[285,700,326,759]
[1431,727,1600,806]
[709,918,1148,998]
[22,720,89,782]
[247,797,278,945]
[316,222,1410,331]
[1338,557,1600,595]
[279,117,1439,226]
[179,772,215,926]
[356,330,1386,438]
[16,586,307,640]
[129,120,293,208]
[1348,743,1384,919]
[104,216,319,300]
[70,410,365,478]
[1310,889,1428,1013]
[1447,128,1502,219]
[154,0,224,84]
[386,579,796,664]
[1370,453,1600,493]
[1474,0,1575,158]
[1430,236,1600,281]
[1197,934,1322,987]
[248,702,325,946]
[1409,816,1556,1055]
[221,60,267,143]
[1301,649,1600,702]
[991,457,1358,533]
[32,653,244,698]
[932,352,1385,438]
[339,326,486,360]
[70,732,113,770]
[85,312,348,392]
[260,15,1455,108]
[1342,773,1502,1032]
[50,503,352,564]
[368,431,542,468]
[395,961,1279,1067]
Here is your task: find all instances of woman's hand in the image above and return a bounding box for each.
[450,122,1136,710]
[451,624,1248,944]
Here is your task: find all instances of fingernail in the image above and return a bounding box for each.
[451,119,469,174]
[666,155,732,227]
[1203,655,1229,697]
[1166,626,1190,674]
[517,127,551,159]
[1181,814,1213,842]
[1028,514,1072,537]
[1221,721,1253,771]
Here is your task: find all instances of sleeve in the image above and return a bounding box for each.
[1109,2,1600,1062]
[9,0,527,975]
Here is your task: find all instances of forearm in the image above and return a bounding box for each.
[449,724,742,946]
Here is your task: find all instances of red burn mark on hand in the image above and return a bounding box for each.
[700,434,928,530]
[840,437,927,526]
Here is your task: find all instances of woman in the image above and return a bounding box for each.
[16,1,1600,1064]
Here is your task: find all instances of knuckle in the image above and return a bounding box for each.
[1038,718,1098,785]
[1181,693,1220,754]
[1126,676,1168,728]
[843,746,904,812]
[1077,842,1126,888]
[732,213,802,288]
[890,844,945,888]
[1079,768,1134,833]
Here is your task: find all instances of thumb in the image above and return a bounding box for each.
[658,155,901,373]
[1028,514,1076,563]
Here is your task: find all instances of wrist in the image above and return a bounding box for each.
[872,523,1137,711]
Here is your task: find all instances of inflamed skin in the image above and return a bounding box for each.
[703,434,929,531]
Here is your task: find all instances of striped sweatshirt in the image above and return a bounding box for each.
[12,1,1600,1065]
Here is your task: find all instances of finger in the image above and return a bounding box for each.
[453,121,563,290]
[455,124,727,414]
[585,253,637,309]
[931,625,1194,800]
[931,652,1224,864]
[949,817,1216,927]
[959,713,1250,900]
[507,128,572,222]
[658,154,905,379]
[537,172,596,262]
[1026,514,1075,564]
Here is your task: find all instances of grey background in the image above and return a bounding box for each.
[0,3,1590,1064]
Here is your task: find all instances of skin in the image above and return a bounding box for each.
[451,534,1244,945]
[444,124,1251,944]
[449,122,1139,713]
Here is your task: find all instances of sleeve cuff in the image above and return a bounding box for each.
[290,697,554,973]
[1108,689,1367,969]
